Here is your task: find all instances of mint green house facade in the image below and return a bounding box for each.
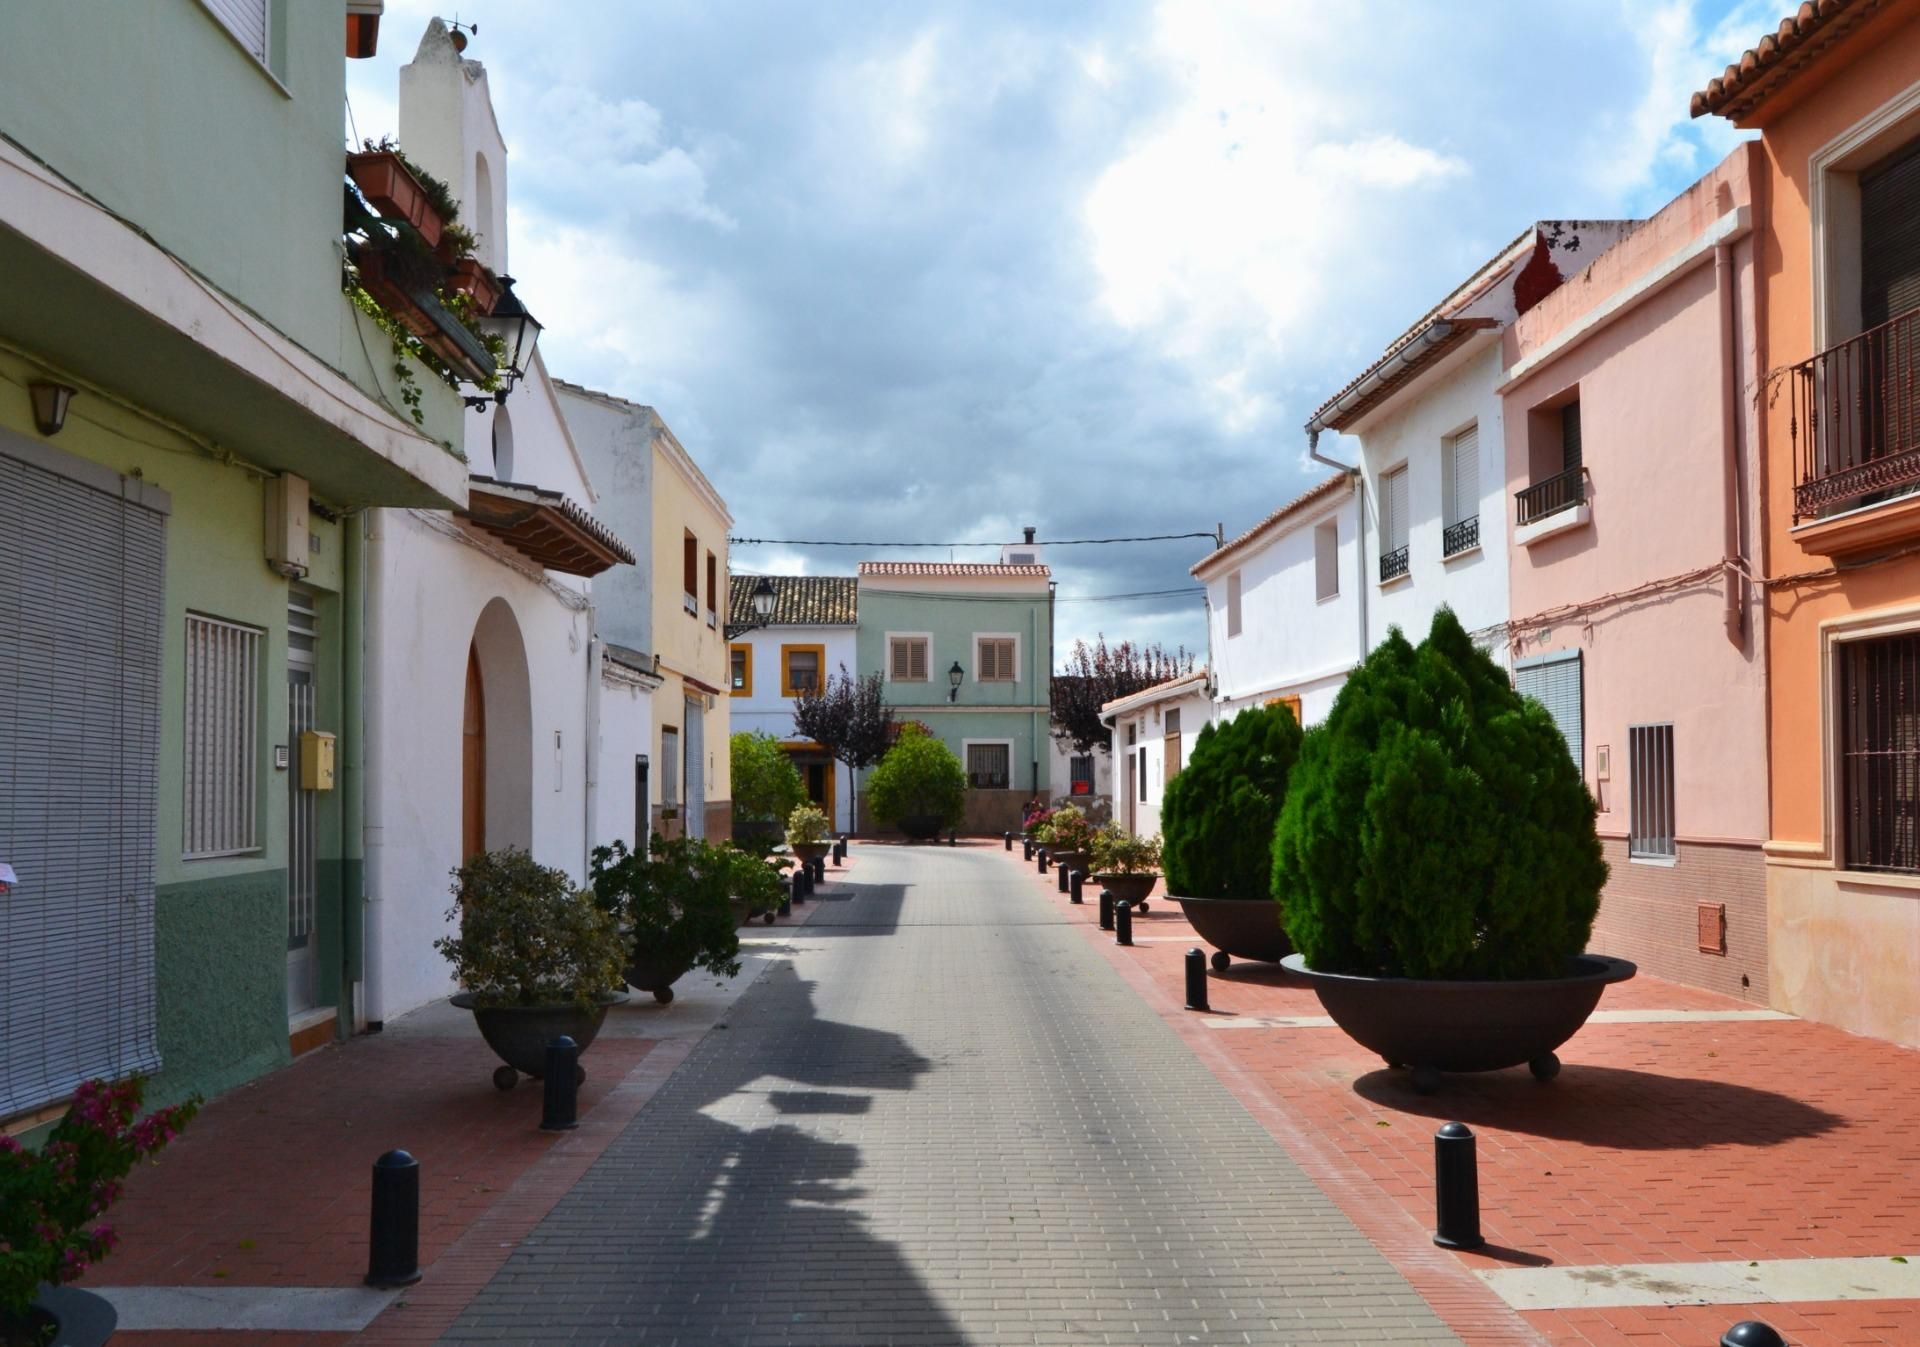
[855,559,1053,834]
[0,2,468,1127]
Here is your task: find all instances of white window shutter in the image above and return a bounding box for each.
[1382,466,1410,552]
[1447,426,1478,527]
[203,0,269,61]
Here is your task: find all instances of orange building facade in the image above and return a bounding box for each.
[1697,0,1920,1045]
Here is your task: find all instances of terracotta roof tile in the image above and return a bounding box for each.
[728,574,858,626]
[857,562,1051,578]
[1190,472,1354,577]
[1690,0,1892,122]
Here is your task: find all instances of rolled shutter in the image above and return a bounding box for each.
[1382,466,1409,551]
[1514,649,1584,774]
[1447,427,1478,527]
[203,0,268,61]
[1,436,168,1116]
[1862,138,1920,329]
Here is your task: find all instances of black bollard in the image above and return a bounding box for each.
[791,870,806,906]
[948,831,957,847]
[365,1149,422,1288]
[1098,888,1114,930]
[1004,831,1013,851]
[798,866,813,898]
[811,856,826,883]
[1432,1122,1482,1249]
[1038,849,1050,874]
[541,1037,580,1132]
[1069,871,1084,904]
[1114,896,1133,946]
[1185,948,1210,1011]
[779,890,792,917]
[1022,837,1033,861]
[1720,1323,1787,1347]
[1057,862,1070,893]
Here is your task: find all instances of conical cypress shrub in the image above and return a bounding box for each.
[1273,607,1606,980]
[1161,703,1303,902]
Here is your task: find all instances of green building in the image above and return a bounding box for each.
[855,549,1053,834]
[0,1,469,1128]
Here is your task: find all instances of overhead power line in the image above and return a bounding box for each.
[860,587,1204,605]
[729,531,1218,548]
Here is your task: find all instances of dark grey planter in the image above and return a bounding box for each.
[897,814,946,841]
[1173,895,1292,968]
[623,949,695,1005]
[788,840,831,865]
[1045,848,1089,874]
[1093,872,1157,908]
[450,991,627,1088]
[7,1285,117,1347]
[1281,953,1637,1091]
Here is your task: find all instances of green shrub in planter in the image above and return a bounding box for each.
[786,803,831,848]
[725,843,792,916]
[732,731,806,828]
[1041,804,1097,854]
[590,838,742,982]
[1090,824,1161,875]
[1161,703,1303,901]
[867,732,966,829]
[436,848,627,1007]
[1273,608,1606,980]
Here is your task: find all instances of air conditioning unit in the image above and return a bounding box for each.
[264,473,310,580]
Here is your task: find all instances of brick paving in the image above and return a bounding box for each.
[1001,851,1920,1347]
[447,841,1461,1345]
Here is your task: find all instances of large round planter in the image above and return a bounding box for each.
[788,840,831,865]
[897,814,946,841]
[1173,895,1292,966]
[623,948,695,1005]
[1045,848,1089,874]
[1280,953,1637,1090]
[1094,872,1157,907]
[450,991,627,1088]
[5,1285,117,1347]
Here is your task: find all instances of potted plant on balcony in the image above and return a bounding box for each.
[785,803,833,868]
[1036,803,1096,874]
[867,726,966,841]
[591,838,742,1006]
[1160,702,1303,969]
[347,137,457,250]
[438,848,629,1090]
[1274,608,1632,1093]
[1089,824,1162,910]
[1,1077,199,1347]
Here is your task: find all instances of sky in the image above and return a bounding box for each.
[347,0,1775,664]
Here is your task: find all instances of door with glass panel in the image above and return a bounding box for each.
[286,588,319,1015]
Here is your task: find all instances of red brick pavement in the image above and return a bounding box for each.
[998,848,1920,1347]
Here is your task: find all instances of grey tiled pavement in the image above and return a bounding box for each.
[443,845,1460,1346]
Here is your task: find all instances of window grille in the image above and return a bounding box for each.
[183,614,262,857]
[1443,425,1480,556]
[977,637,1016,681]
[1226,570,1242,637]
[1314,521,1339,600]
[966,742,1010,789]
[1841,633,1920,873]
[1070,755,1094,795]
[661,727,680,806]
[1628,723,1676,859]
[890,637,929,681]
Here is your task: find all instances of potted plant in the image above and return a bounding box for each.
[1160,702,1303,969]
[1274,608,1633,1092]
[445,256,501,316]
[730,732,806,849]
[1089,825,1162,909]
[2,1077,198,1347]
[725,844,791,927]
[1037,804,1096,873]
[346,137,456,250]
[437,848,629,1090]
[1021,802,1054,840]
[866,727,966,841]
[591,838,742,1005]
[785,803,832,867]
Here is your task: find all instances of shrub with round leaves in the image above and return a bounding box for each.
[786,803,831,847]
[866,731,967,829]
[1160,703,1303,901]
[1272,607,1606,980]
[437,848,626,1007]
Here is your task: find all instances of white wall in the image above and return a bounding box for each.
[553,386,654,655]
[594,665,655,855]
[1108,687,1212,839]
[1353,341,1511,660]
[1047,733,1113,818]
[1202,484,1363,724]
[728,623,858,832]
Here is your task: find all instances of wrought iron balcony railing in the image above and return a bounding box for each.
[1516,467,1586,527]
[1442,515,1479,556]
[1792,305,1920,521]
[1379,544,1410,583]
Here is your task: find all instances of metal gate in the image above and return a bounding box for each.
[287,587,319,1015]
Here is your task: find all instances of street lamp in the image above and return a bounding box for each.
[470,275,544,406]
[725,576,777,641]
[948,659,964,703]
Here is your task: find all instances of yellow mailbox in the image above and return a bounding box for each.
[299,730,336,791]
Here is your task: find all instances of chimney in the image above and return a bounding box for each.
[1023,526,1036,544]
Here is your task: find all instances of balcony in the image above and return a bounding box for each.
[1514,467,1590,547]
[1379,544,1409,584]
[1442,515,1479,557]
[1791,306,1920,549]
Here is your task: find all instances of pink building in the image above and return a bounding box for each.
[1500,144,1770,1001]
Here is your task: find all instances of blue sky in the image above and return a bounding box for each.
[348,0,1774,660]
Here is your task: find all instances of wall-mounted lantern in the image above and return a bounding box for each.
[28,380,74,437]
[948,660,964,703]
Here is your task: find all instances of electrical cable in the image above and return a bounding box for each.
[730,531,1219,548]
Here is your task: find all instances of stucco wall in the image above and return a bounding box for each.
[555,387,656,656]
[1108,688,1212,840]
[730,624,858,832]
[594,668,656,854]
[152,870,290,1110]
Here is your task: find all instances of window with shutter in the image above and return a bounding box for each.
[890,637,929,682]
[184,614,264,858]
[1561,401,1583,474]
[706,553,718,625]
[200,0,269,63]
[1861,137,1920,330]
[782,645,823,695]
[1840,633,1920,873]
[1513,649,1584,775]
[978,637,1016,682]
[682,533,698,613]
[661,727,680,805]
[1226,570,1243,637]
[1379,465,1410,582]
[1315,520,1339,600]
[1443,426,1481,555]
[966,742,1011,789]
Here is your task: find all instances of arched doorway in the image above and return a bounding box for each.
[465,597,534,856]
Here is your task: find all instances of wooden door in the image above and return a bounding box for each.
[462,645,486,860]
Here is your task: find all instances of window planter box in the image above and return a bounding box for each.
[355,250,496,386]
[446,257,502,316]
[347,149,447,250]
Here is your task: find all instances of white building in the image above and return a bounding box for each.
[726,575,860,834]
[361,22,640,1025]
[1192,473,1365,725]
[1101,671,1212,839]
[1304,222,1633,661]
[1046,732,1113,818]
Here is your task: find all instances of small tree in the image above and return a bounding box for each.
[792,665,895,830]
[1051,637,1197,754]
[730,731,805,828]
[867,732,967,833]
[1273,607,1607,980]
[1161,704,1303,902]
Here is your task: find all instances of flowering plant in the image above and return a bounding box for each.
[1021,802,1054,838]
[0,1076,198,1324]
[1039,805,1097,855]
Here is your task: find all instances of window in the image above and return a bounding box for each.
[706,553,718,626]
[1840,633,1920,873]
[1126,722,1137,746]
[977,636,1017,682]
[889,636,929,682]
[1226,570,1243,638]
[660,727,680,806]
[1315,520,1340,600]
[1267,694,1302,724]
[1164,708,1182,735]
[1443,425,1480,556]
[1562,401,1583,474]
[782,644,824,695]
[1520,397,1587,526]
[1514,649,1584,774]
[1379,464,1410,582]
[1628,723,1676,860]
[730,644,752,697]
[1138,745,1148,801]
[1070,754,1095,795]
[200,0,268,64]
[491,405,515,480]
[184,614,263,857]
[682,533,698,614]
[966,741,1011,789]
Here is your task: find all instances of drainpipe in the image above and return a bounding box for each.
[583,600,601,876]
[1307,428,1368,668]
[1031,597,1041,798]
[340,510,367,1036]
[360,508,388,1026]
[1716,240,1745,647]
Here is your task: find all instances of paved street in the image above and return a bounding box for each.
[446,845,1460,1345]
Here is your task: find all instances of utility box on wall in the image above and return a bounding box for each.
[299,730,336,791]
[265,473,310,579]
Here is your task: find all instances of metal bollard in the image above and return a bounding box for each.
[1022,837,1033,861]
[1004,831,1013,851]
[1114,896,1133,946]
[1432,1122,1482,1249]
[365,1149,422,1287]
[811,856,826,883]
[1057,862,1070,893]
[791,870,806,906]
[1185,948,1210,1011]
[541,1037,580,1132]
[1069,871,1084,904]
[1720,1323,1787,1347]
[833,838,847,866]
[1038,849,1050,874]
[949,831,957,847]
[1098,888,1114,930]
[799,866,814,898]
[779,890,793,917]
